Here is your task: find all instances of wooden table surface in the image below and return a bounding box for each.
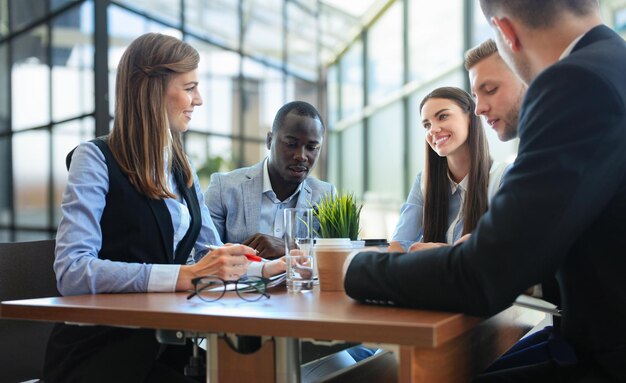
[0,288,545,382]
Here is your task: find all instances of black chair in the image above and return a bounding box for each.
[0,240,59,383]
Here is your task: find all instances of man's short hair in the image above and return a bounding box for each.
[479,0,599,29]
[272,101,324,134]
[465,39,498,71]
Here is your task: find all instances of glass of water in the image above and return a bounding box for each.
[283,208,314,293]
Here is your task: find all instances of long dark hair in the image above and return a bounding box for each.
[419,87,491,243]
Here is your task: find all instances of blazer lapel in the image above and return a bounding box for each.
[296,179,313,210]
[242,163,264,236]
[146,199,174,264]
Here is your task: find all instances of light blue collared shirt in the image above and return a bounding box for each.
[391,162,509,250]
[54,141,223,296]
[259,158,301,237]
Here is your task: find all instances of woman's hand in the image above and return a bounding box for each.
[176,244,254,291]
[407,241,448,252]
[387,241,405,253]
[261,257,287,278]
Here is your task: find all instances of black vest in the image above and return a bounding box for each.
[44,137,201,382]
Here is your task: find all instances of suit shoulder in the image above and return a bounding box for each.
[304,176,335,192]
[210,163,262,184]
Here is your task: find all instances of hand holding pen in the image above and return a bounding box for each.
[206,244,263,262]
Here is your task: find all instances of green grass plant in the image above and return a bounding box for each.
[313,192,362,240]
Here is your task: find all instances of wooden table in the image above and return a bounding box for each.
[0,288,544,382]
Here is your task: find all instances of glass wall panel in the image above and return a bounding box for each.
[108,5,176,117]
[116,0,181,27]
[241,140,268,167]
[52,117,94,225]
[339,40,363,119]
[52,0,78,12]
[15,231,54,241]
[0,136,9,226]
[0,230,9,242]
[243,57,284,136]
[326,130,340,190]
[286,77,318,109]
[185,0,239,50]
[367,101,403,203]
[52,1,94,122]
[287,1,317,80]
[13,130,49,227]
[185,133,235,190]
[0,43,8,133]
[9,0,46,31]
[326,64,339,128]
[242,0,282,66]
[367,1,402,105]
[472,0,492,47]
[190,37,239,135]
[12,25,49,131]
[0,0,8,37]
[340,123,363,198]
[408,0,463,84]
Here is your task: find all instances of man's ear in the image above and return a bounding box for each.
[492,16,522,52]
[266,132,273,150]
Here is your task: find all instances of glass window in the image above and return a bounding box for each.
[52,1,94,122]
[367,101,403,203]
[185,0,239,50]
[15,231,55,241]
[367,1,403,105]
[13,130,49,228]
[242,140,268,168]
[0,43,8,133]
[243,57,284,137]
[115,0,181,27]
[339,39,363,119]
[12,25,49,131]
[408,0,463,83]
[340,123,364,198]
[0,0,8,37]
[326,64,339,128]
[0,136,9,227]
[9,0,46,32]
[190,37,240,135]
[242,0,283,67]
[326,130,340,190]
[52,117,94,225]
[472,0,492,46]
[286,77,318,109]
[108,5,177,118]
[185,133,235,190]
[287,1,317,81]
[52,0,79,12]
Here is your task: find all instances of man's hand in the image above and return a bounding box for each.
[242,233,285,259]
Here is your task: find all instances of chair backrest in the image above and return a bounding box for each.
[0,239,59,382]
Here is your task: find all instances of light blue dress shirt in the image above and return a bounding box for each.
[54,141,223,296]
[392,162,509,250]
[259,158,301,237]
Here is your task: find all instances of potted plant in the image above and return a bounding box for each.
[312,192,362,240]
[312,192,363,291]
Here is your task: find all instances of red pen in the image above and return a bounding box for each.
[206,245,262,262]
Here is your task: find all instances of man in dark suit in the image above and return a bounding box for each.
[345,1,626,381]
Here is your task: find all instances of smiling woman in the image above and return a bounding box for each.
[391,86,508,250]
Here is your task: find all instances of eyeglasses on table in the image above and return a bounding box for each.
[187,275,271,302]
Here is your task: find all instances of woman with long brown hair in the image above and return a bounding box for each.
[46,33,283,382]
[391,87,508,251]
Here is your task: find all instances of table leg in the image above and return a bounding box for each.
[275,337,301,383]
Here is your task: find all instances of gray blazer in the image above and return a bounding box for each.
[204,161,336,244]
